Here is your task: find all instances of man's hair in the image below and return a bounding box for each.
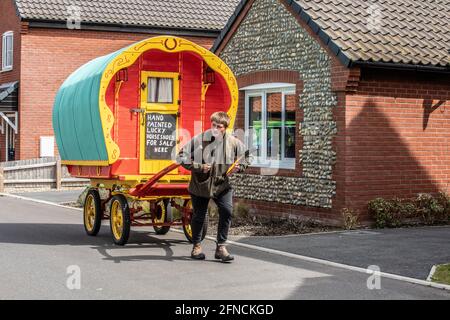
[210,111,230,128]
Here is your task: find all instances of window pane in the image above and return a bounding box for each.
[285,93,296,159]
[266,92,282,160]
[6,35,12,50]
[148,78,158,102]
[157,78,173,103]
[147,77,173,103]
[7,50,12,67]
[248,96,262,157]
[5,35,12,67]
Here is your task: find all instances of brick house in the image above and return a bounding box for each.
[0,0,238,162]
[213,0,450,223]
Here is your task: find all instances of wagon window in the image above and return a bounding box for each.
[148,77,173,104]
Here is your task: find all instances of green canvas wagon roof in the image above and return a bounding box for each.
[53,48,125,163]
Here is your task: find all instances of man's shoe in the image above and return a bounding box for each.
[215,245,234,262]
[191,244,206,260]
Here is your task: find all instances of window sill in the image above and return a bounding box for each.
[250,160,296,170]
[0,67,13,73]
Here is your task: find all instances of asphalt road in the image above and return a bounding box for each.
[236,227,450,280]
[14,190,84,204]
[13,190,450,280]
[0,195,449,299]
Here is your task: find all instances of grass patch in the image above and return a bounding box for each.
[431,264,450,285]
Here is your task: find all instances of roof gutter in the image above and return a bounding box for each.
[351,60,450,74]
[25,20,221,38]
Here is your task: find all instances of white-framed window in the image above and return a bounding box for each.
[244,83,297,169]
[2,31,13,71]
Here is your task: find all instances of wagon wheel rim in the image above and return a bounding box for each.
[153,201,166,224]
[184,200,193,238]
[84,194,96,232]
[111,200,123,240]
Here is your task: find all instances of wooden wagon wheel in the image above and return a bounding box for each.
[152,199,172,235]
[109,194,131,246]
[182,199,208,243]
[83,189,102,236]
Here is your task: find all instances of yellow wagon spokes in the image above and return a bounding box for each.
[184,200,193,238]
[111,201,124,239]
[84,194,96,231]
[154,202,166,224]
[108,195,131,246]
[185,224,193,238]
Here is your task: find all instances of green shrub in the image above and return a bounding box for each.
[435,192,450,220]
[369,193,450,228]
[416,193,444,224]
[368,198,401,228]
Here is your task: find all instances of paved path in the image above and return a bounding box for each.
[0,195,449,299]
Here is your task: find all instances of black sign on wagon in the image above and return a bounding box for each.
[145,113,177,160]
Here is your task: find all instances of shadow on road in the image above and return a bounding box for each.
[0,222,194,262]
[0,222,449,299]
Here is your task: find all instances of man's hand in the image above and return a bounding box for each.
[202,164,212,173]
[227,163,241,175]
[230,165,240,174]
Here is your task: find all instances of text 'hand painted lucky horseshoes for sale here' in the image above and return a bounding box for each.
[52,36,238,245]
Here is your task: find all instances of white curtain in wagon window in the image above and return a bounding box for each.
[148,77,173,103]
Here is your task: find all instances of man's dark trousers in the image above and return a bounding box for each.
[190,189,233,245]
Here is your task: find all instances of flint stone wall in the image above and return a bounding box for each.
[220,0,337,208]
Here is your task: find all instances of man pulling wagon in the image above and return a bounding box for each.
[177,112,253,262]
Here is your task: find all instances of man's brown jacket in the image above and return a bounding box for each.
[176,129,252,198]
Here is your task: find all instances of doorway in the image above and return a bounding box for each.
[139,71,180,174]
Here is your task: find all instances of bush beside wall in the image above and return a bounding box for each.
[368,193,450,228]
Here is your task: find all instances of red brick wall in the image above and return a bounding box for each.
[0,0,21,162]
[237,68,450,225]
[344,68,450,220]
[19,27,215,159]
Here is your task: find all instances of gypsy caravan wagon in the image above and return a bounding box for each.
[53,36,238,245]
